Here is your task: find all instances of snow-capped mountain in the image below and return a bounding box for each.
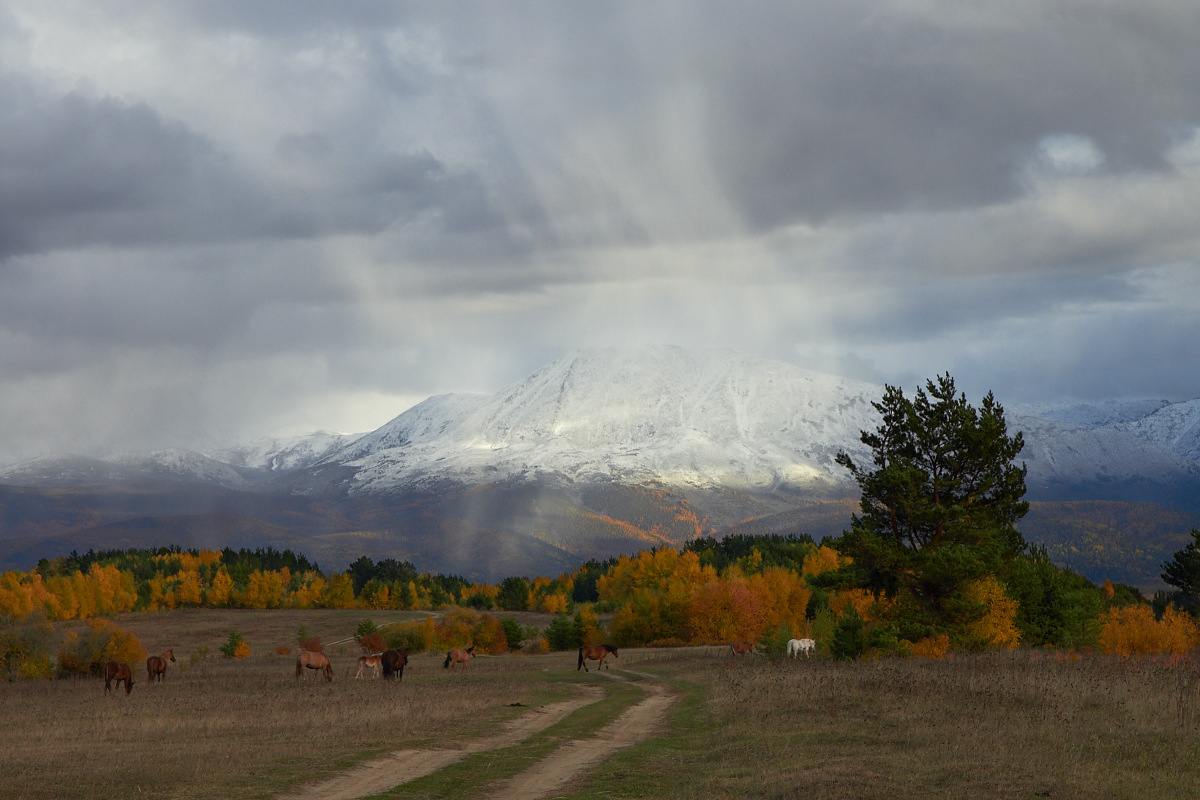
[1118,398,1200,464]
[210,431,363,473]
[4,346,1200,583]
[322,346,883,495]
[6,346,1200,505]
[0,448,259,489]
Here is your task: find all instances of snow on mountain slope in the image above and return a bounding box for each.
[333,346,884,494]
[1010,414,1200,492]
[0,449,257,489]
[211,431,363,472]
[1118,399,1200,465]
[320,347,1200,505]
[1014,399,1171,429]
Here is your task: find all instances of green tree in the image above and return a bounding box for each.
[496,576,531,611]
[829,373,1029,642]
[1160,529,1200,616]
[544,614,581,651]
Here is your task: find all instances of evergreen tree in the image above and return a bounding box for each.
[829,373,1029,640]
[1161,529,1200,616]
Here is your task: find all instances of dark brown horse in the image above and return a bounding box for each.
[104,661,134,695]
[443,645,475,672]
[146,648,176,683]
[296,650,333,682]
[577,643,618,672]
[381,648,408,681]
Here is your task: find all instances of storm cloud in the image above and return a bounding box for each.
[2,1,1199,464]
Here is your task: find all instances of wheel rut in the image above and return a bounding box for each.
[278,670,674,800]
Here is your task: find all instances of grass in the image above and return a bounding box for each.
[556,648,1200,800]
[4,609,1200,799]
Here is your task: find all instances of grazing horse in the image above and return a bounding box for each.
[577,643,618,672]
[729,640,755,657]
[355,653,383,679]
[787,638,816,658]
[443,645,475,672]
[104,661,134,696]
[146,648,175,683]
[296,650,333,682]
[381,648,408,681]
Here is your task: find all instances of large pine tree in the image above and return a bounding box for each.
[831,373,1029,639]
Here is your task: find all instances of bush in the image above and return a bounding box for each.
[831,606,868,660]
[757,623,791,661]
[0,617,55,681]
[500,618,524,651]
[386,617,436,653]
[219,631,246,658]
[545,614,581,651]
[56,619,145,677]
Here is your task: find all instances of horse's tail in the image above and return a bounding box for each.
[443,651,452,669]
[577,647,585,671]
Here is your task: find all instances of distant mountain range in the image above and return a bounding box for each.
[2,346,1199,586]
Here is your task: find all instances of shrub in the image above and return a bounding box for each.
[0,617,55,681]
[545,613,580,651]
[299,636,324,653]
[219,631,246,658]
[386,617,436,653]
[500,618,524,651]
[56,619,145,677]
[358,632,386,653]
[757,622,791,661]
[830,606,868,660]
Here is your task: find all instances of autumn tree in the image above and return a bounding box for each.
[828,373,1029,644]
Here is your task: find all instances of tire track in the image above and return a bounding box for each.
[277,684,605,800]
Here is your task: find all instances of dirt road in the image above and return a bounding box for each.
[279,670,675,800]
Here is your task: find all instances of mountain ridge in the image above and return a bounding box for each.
[3,346,1200,585]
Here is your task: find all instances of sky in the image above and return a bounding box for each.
[3,1,1200,466]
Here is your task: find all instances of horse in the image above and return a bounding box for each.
[577,643,618,672]
[443,645,475,672]
[296,649,333,682]
[787,638,816,658]
[355,653,383,679]
[381,648,408,681]
[729,640,755,657]
[104,661,134,696]
[146,648,175,683]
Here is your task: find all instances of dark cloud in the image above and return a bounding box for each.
[1,1,1199,465]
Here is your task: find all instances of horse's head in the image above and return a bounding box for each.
[167,649,176,662]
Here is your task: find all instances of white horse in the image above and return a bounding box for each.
[786,638,816,658]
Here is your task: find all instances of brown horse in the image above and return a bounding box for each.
[146,648,176,683]
[296,650,333,682]
[104,661,134,695]
[729,640,755,657]
[577,643,618,672]
[381,648,408,681]
[443,645,475,672]
[355,653,382,679]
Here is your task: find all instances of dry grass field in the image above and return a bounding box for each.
[4,609,1200,799]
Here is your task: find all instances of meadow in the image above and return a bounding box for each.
[3,608,1200,799]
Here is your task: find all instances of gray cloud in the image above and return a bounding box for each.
[1,1,1199,465]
